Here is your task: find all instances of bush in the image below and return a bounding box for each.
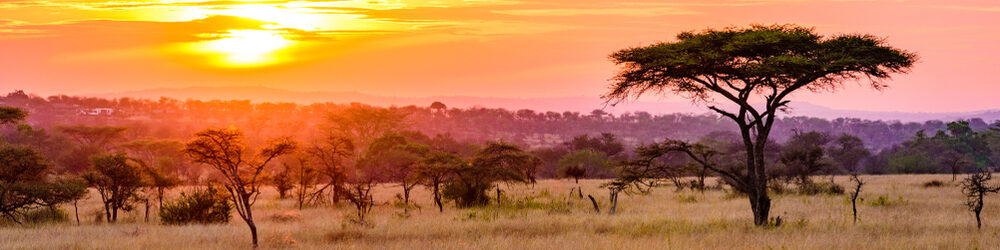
[923,180,945,188]
[160,187,232,225]
[441,181,492,207]
[798,182,845,195]
[22,208,68,224]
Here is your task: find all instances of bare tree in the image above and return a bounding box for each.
[183,128,297,248]
[961,169,999,229]
[848,172,863,224]
[307,135,354,204]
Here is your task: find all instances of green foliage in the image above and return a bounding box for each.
[797,182,844,195]
[564,133,624,156]
[0,106,28,125]
[923,180,945,188]
[443,141,540,207]
[557,149,610,181]
[83,153,146,223]
[441,181,492,207]
[0,145,51,221]
[160,187,232,225]
[21,207,68,224]
[778,131,834,185]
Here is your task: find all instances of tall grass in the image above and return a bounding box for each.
[1,175,997,249]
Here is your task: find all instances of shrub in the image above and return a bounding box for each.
[22,208,68,224]
[923,180,945,188]
[798,182,844,195]
[160,187,232,225]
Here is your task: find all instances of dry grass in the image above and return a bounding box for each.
[1,174,997,249]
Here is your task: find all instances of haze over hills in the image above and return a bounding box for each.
[89,86,1000,123]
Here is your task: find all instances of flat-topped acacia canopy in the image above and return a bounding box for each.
[605,24,917,226]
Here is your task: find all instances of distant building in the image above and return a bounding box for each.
[80,108,114,116]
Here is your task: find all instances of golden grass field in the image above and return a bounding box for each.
[1,174,998,249]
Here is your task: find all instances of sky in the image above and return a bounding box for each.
[0,0,998,112]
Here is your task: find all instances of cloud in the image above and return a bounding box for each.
[933,5,1000,12]
[492,7,700,17]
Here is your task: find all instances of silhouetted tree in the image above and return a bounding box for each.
[557,149,609,183]
[57,125,127,151]
[962,169,999,229]
[359,133,427,206]
[183,128,297,248]
[0,106,27,126]
[444,141,539,207]
[848,172,863,224]
[829,134,871,173]
[307,135,353,204]
[270,164,294,199]
[83,153,146,223]
[778,131,833,187]
[416,151,463,212]
[606,24,916,225]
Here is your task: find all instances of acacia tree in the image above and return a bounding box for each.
[359,133,427,206]
[444,141,539,207]
[183,128,297,248]
[416,151,463,212]
[83,153,147,223]
[606,24,916,225]
[0,106,27,126]
[57,125,127,151]
[828,134,871,174]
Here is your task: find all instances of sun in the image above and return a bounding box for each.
[181,4,327,68]
[195,29,295,67]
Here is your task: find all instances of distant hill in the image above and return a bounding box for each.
[89,86,1000,122]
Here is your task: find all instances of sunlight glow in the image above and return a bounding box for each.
[195,29,295,67]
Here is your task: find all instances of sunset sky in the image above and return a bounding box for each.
[0,0,998,112]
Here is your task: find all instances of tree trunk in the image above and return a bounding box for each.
[74,200,81,225]
[249,220,259,248]
[588,195,600,213]
[749,146,771,226]
[433,183,443,212]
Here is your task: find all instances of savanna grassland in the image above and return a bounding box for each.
[1,174,996,249]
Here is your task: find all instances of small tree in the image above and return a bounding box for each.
[0,144,49,223]
[183,128,297,248]
[270,164,295,199]
[961,169,999,229]
[778,131,835,190]
[416,151,462,212]
[83,153,146,223]
[0,145,86,224]
[829,134,871,174]
[291,156,318,210]
[143,162,181,209]
[307,135,353,204]
[557,149,609,183]
[344,164,378,223]
[848,172,863,224]
[443,141,539,207]
[359,133,427,206]
[159,186,232,225]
